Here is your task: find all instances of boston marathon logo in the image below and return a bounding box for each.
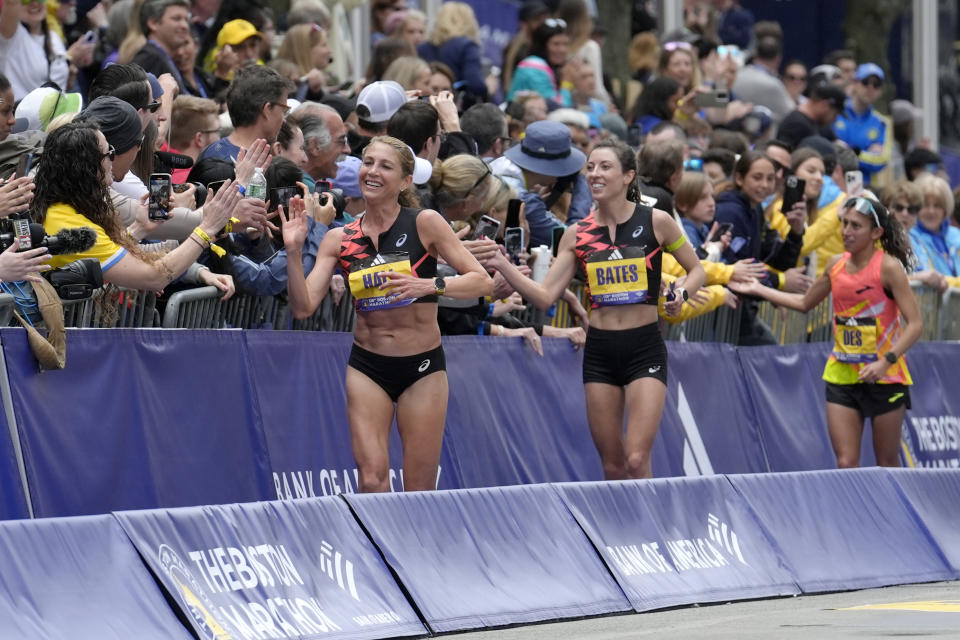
[159,544,233,640]
[605,513,748,577]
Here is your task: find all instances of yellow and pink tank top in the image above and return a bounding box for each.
[823,249,911,385]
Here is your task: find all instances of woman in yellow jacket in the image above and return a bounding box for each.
[767,147,847,278]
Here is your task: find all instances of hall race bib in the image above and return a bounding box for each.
[586,247,648,306]
[349,252,414,311]
[833,315,879,363]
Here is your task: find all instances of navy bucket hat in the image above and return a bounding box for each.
[505,120,586,177]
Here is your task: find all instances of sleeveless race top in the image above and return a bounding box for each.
[823,250,911,385]
[339,207,438,311]
[574,203,662,309]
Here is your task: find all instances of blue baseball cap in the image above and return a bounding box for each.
[331,155,363,198]
[855,63,884,82]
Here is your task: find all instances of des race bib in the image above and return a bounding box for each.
[349,252,414,311]
[833,315,879,363]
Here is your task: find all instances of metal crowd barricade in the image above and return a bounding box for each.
[755,295,833,344]
[910,282,942,342]
[161,287,357,331]
[0,294,15,327]
[161,286,224,328]
[939,287,960,340]
[62,288,159,328]
[663,304,742,344]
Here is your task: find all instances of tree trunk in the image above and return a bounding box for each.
[598,0,633,110]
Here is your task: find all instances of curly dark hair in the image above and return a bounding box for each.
[30,122,127,245]
[856,197,916,271]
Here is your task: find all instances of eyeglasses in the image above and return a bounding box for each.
[890,202,920,215]
[270,102,291,114]
[467,164,492,198]
[143,100,161,113]
[664,41,693,51]
[844,196,881,227]
[783,73,807,82]
[498,136,514,149]
[861,78,883,89]
[543,18,566,29]
[101,145,116,161]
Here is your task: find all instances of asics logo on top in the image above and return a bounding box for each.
[632,226,644,238]
[396,233,408,247]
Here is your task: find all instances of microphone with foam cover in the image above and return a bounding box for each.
[29,223,98,255]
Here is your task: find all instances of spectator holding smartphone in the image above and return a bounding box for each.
[32,121,238,297]
[732,197,921,468]
[714,151,806,344]
[484,139,705,480]
[282,136,492,493]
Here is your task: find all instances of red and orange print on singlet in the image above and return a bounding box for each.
[823,249,911,385]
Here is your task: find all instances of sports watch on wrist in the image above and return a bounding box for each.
[434,277,446,296]
[676,287,689,302]
[884,351,898,364]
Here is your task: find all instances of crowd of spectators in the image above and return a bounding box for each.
[0,0,957,348]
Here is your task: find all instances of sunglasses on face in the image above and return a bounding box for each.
[143,100,161,113]
[861,78,882,89]
[101,145,116,161]
[890,202,920,215]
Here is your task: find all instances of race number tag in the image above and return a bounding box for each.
[349,253,414,311]
[586,247,648,306]
[833,316,879,363]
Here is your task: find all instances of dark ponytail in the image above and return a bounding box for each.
[862,198,916,270]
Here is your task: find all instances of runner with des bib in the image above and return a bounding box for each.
[732,196,921,468]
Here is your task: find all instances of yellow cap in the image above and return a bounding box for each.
[217,19,262,47]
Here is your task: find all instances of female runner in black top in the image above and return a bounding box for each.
[485,140,705,479]
[283,136,492,492]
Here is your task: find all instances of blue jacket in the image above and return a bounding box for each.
[833,99,892,185]
[418,37,488,100]
[909,220,960,277]
[714,189,802,286]
[228,217,329,296]
[681,217,709,249]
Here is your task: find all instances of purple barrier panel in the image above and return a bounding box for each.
[243,331,456,498]
[343,484,630,633]
[656,342,770,476]
[887,469,960,576]
[1,328,274,517]
[737,344,877,471]
[0,332,28,519]
[115,497,426,640]
[729,469,953,592]
[0,514,192,639]
[442,335,603,486]
[899,343,960,468]
[556,478,798,612]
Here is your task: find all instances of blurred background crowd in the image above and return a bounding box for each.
[0,0,957,347]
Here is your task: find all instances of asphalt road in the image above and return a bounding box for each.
[448,581,960,639]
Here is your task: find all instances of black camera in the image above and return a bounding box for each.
[44,258,103,300]
[320,189,346,219]
[0,220,103,299]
